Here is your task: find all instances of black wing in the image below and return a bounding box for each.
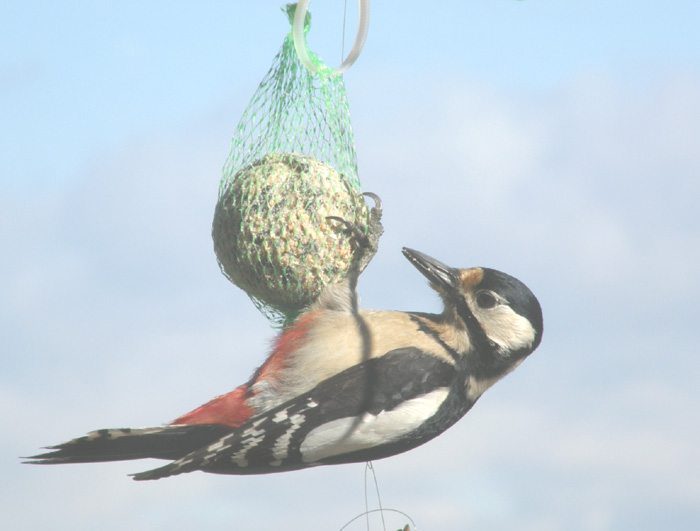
[132,347,464,480]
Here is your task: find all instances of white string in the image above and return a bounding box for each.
[365,462,386,531]
[342,0,348,63]
[336,462,418,530]
[338,510,417,531]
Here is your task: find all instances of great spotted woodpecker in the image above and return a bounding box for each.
[27,245,542,480]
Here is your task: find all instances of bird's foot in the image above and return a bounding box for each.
[327,192,383,276]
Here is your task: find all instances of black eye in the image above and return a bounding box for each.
[476,291,499,309]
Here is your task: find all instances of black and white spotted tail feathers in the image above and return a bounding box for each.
[26,424,232,465]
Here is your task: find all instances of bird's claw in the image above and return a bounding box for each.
[362,192,382,217]
[326,215,371,248]
[326,192,384,277]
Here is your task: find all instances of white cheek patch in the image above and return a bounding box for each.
[477,305,536,352]
[299,388,450,463]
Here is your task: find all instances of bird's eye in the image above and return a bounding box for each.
[476,290,499,309]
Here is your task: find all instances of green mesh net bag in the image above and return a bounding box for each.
[212,4,379,326]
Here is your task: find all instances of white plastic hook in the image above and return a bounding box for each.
[292,0,370,76]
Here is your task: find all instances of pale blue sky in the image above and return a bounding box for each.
[3,1,700,530]
[5,1,699,190]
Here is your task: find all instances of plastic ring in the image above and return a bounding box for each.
[293,0,369,76]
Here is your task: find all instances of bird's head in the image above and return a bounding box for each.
[402,247,543,366]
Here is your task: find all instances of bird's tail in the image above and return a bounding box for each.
[24,424,232,465]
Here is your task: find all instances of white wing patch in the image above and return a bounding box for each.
[230,426,266,467]
[270,413,306,465]
[299,388,450,463]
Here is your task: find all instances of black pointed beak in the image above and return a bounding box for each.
[402,247,460,293]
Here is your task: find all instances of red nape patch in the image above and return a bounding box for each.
[170,385,253,428]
